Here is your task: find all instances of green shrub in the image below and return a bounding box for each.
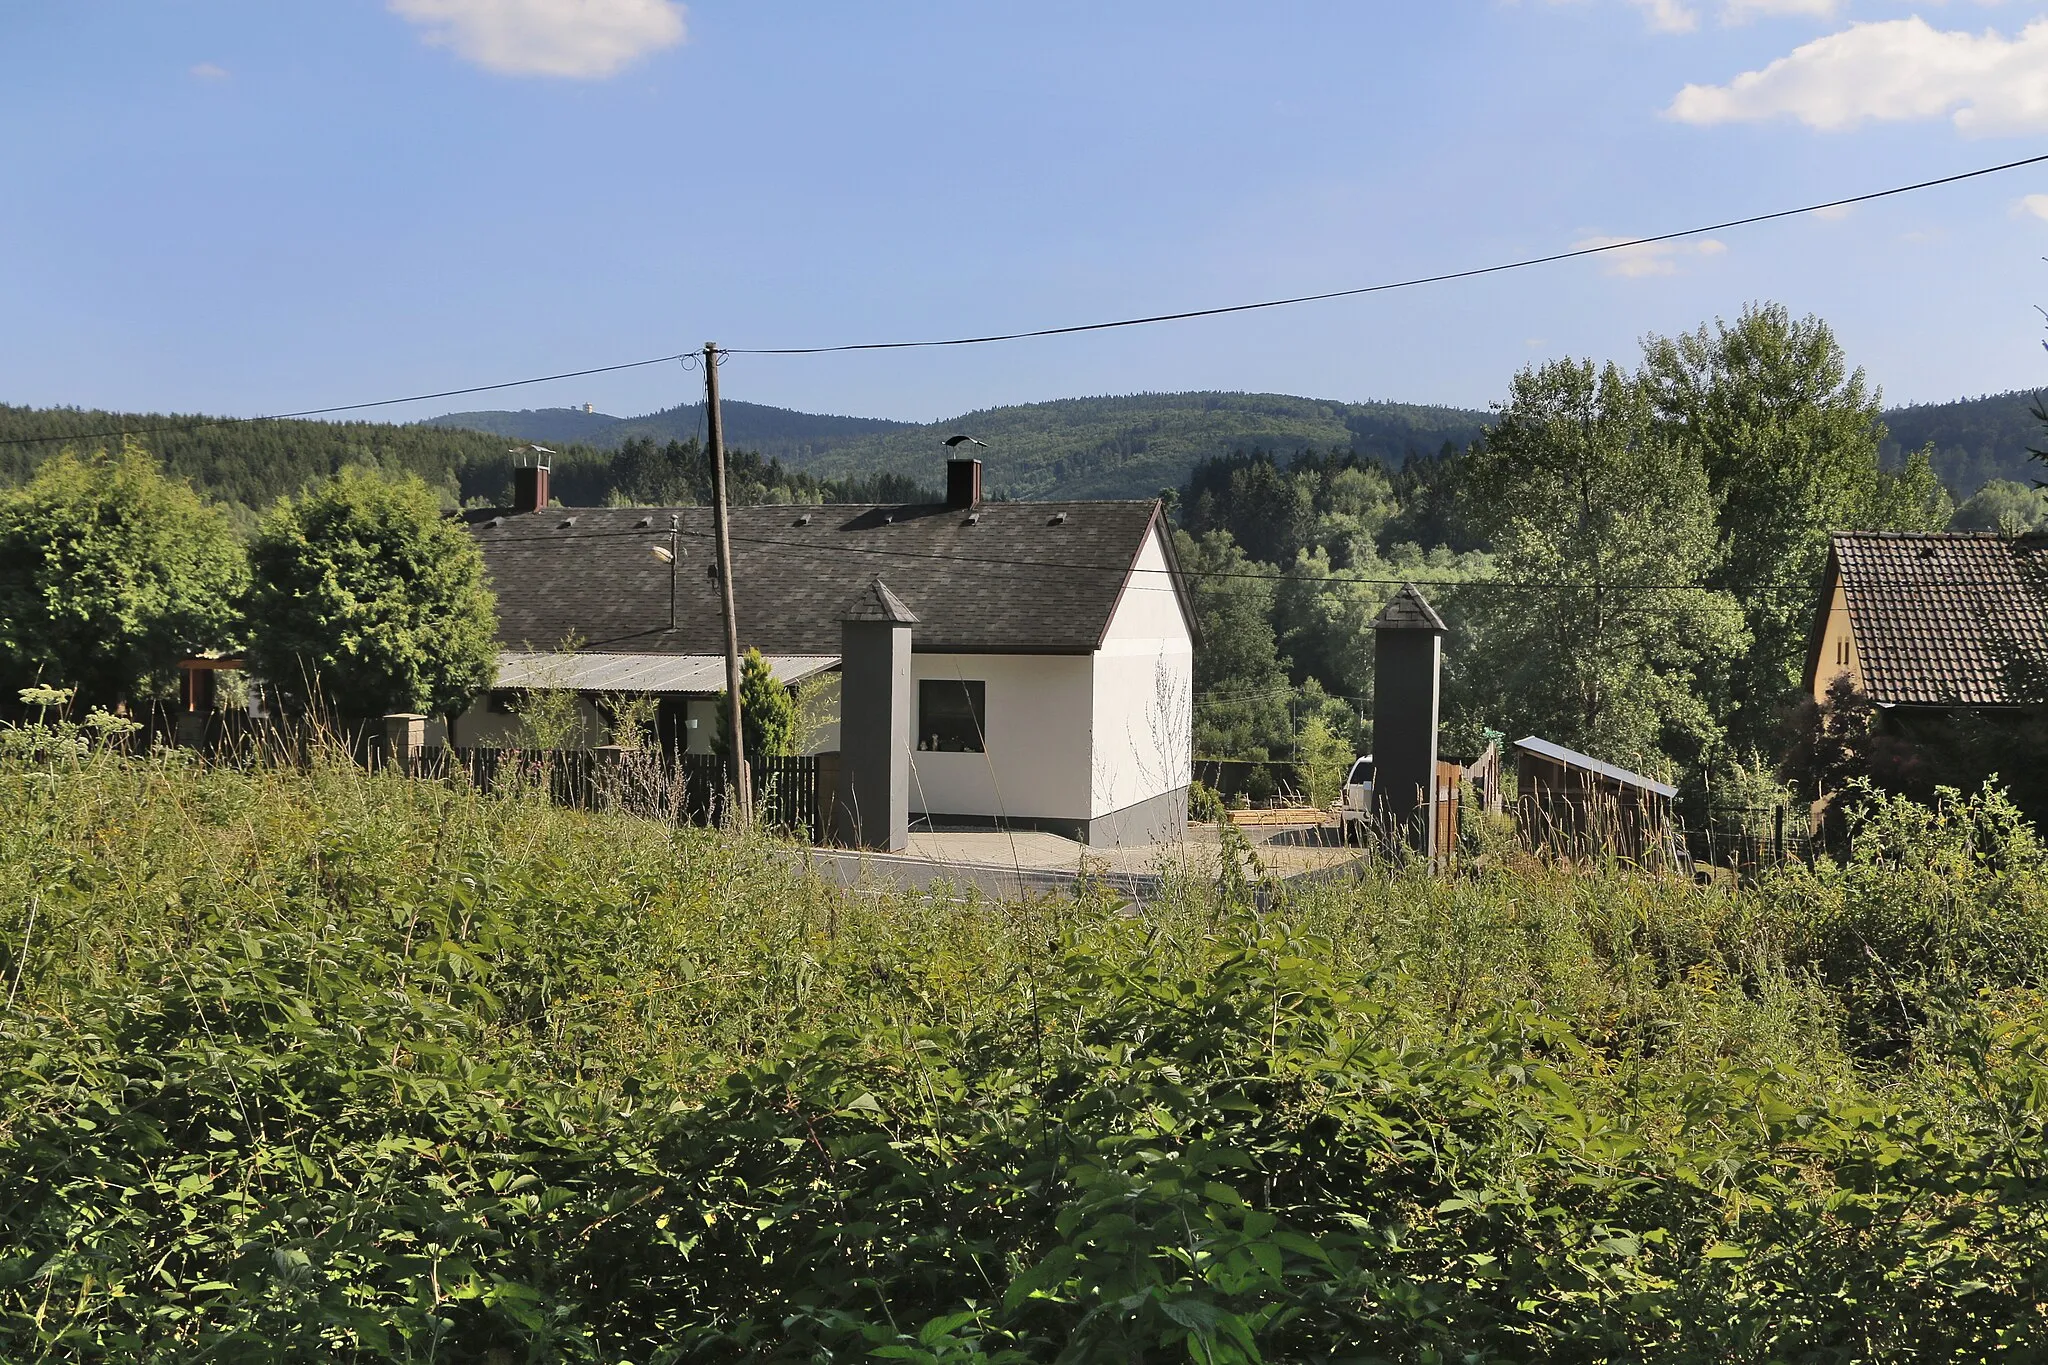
[3,752,2048,1360]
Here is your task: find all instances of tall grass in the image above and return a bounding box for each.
[3,747,2046,1360]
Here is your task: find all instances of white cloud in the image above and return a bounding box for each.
[1667,18,2048,133]
[1721,0,1841,22]
[1811,201,1855,220]
[389,0,686,78]
[1630,0,1700,33]
[189,62,229,80]
[1574,234,1728,277]
[2017,194,2048,222]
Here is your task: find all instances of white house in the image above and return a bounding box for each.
[453,457,1198,846]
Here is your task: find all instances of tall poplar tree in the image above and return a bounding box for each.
[1457,359,1745,776]
[1642,304,1950,748]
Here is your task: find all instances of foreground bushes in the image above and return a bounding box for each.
[2,755,2046,1361]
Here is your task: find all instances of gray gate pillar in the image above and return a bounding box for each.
[1371,584,1446,858]
[835,576,918,851]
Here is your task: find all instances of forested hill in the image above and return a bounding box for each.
[432,392,1496,502]
[427,400,916,460]
[0,404,605,515]
[1880,389,2042,491]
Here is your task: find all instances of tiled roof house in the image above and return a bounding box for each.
[449,457,1200,846]
[1804,531,2048,709]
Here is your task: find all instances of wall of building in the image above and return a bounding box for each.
[1089,524,1196,821]
[1812,580,1863,703]
[448,694,610,749]
[907,652,1093,822]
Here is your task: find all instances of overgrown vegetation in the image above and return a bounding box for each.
[3,744,2046,1361]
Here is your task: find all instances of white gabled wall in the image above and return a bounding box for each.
[1090,524,1195,819]
[907,652,1093,821]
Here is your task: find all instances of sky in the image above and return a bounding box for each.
[5,1,2048,424]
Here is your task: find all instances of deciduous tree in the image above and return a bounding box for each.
[1457,359,1745,775]
[1642,304,1949,748]
[246,469,496,722]
[0,443,245,709]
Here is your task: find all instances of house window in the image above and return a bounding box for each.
[918,680,986,753]
[488,689,523,715]
[1836,638,1851,667]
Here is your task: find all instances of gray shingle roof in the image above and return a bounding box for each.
[469,500,1188,656]
[841,576,919,624]
[1373,583,1447,632]
[1819,531,2048,707]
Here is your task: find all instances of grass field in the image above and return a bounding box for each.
[3,743,2046,1361]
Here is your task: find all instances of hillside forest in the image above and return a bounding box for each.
[3,302,2043,818]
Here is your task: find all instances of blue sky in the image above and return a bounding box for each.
[5,1,2048,423]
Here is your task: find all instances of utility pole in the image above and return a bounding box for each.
[705,341,752,826]
[667,513,679,632]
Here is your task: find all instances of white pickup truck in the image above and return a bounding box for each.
[1338,755,1374,840]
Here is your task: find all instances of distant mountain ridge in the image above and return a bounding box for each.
[427,402,917,461]
[1879,389,2043,492]
[426,391,1495,502]
[434,387,2047,502]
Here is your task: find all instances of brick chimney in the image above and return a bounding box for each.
[946,457,982,511]
[512,459,549,514]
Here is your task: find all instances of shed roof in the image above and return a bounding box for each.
[468,500,1190,657]
[1808,532,2048,707]
[493,651,839,696]
[1513,736,1677,799]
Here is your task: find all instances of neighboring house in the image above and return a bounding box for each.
[452,457,1200,846]
[1803,531,2048,714]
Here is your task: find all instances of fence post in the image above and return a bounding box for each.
[379,713,426,774]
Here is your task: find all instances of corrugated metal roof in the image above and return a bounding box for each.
[494,651,838,695]
[1512,735,1677,798]
[1825,532,2048,707]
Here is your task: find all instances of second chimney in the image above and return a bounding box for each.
[946,457,982,511]
[512,460,550,515]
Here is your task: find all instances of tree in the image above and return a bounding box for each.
[1456,359,1746,776]
[1950,479,2048,533]
[0,443,245,709]
[1642,304,1949,749]
[714,647,795,765]
[246,469,496,722]
[1175,529,1293,760]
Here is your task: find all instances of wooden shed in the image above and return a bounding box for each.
[1513,735,1678,865]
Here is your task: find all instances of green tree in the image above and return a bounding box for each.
[246,469,496,722]
[0,443,245,709]
[713,647,796,765]
[1949,478,2048,533]
[1642,304,1948,748]
[1175,529,1293,760]
[1457,359,1746,775]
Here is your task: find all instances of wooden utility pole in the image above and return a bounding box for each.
[705,341,752,825]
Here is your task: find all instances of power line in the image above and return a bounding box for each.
[0,352,694,450]
[724,152,2048,355]
[2,150,2043,450]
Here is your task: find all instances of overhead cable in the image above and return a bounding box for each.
[2,151,2043,449]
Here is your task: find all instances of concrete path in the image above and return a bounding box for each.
[795,817,1372,902]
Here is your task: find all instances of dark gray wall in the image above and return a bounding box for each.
[1372,630,1441,856]
[836,618,912,850]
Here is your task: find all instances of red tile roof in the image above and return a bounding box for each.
[1819,532,2048,707]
